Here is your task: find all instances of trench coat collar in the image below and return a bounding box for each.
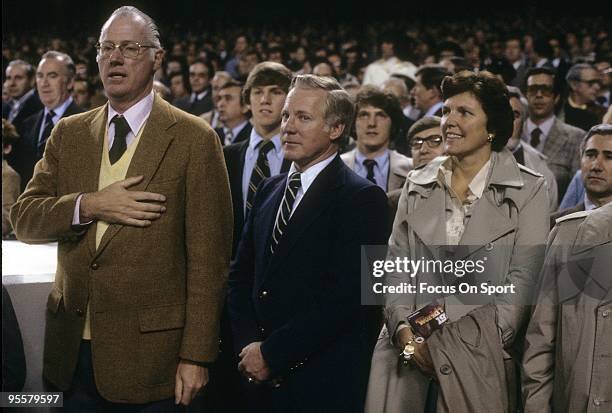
[407,149,524,197]
[406,150,522,257]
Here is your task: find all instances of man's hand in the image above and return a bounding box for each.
[238,342,271,382]
[396,327,435,377]
[174,360,208,406]
[80,175,166,227]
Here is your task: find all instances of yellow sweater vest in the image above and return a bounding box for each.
[82,121,146,340]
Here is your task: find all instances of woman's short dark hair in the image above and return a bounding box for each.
[354,85,404,142]
[441,70,514,151]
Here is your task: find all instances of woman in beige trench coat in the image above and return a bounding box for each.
[365,71,550,413]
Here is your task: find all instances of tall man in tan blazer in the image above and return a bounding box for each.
[10,6,232,412]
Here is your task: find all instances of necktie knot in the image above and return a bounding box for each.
[46,110,56,123]
[363,159,377,184]
[530,127,542,148]
[259,140,275,156]
[288,172,302,191]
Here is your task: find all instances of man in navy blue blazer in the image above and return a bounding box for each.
[228,74,389,412]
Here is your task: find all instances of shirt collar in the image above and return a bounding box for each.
[425,101,443,117]
[107,91,155,134]
[355,148,390,170]
[191,90,209,102]
[288,152,336,194]
[45,96,73,119]
[584,194,598,211]
[248,128,283,156]
[226,120,249,140]
[525,115,555,138]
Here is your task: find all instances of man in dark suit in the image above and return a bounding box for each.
[3,60,43,169]
[215,80,251,146]
[174,59,214,116]
[228,74,389,412]
[14,51,84,191]
[10,6,232,412]
[411,64,450,118]
[550,124,612,227]
[206,61,292,413]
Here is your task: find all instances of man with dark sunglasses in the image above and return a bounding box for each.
[563,63,606,131]
[522,67,585,199]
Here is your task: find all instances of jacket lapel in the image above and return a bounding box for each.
[94,96,177,258]
[542,119,565,159]
[387,150,411,192]
[264,156,343,278]
[84,105,108,256]
[456,150,521,259]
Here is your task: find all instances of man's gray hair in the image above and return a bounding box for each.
[101,6,162,49]
[580,123,612,153]
[290,74,355,141]
[506,85,528,121]
[566,63,593,83]
[40,51,76,80]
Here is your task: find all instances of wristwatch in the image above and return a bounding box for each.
[400,336,425,366]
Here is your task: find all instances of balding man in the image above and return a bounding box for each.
[10,6,232,411]
[14,51,83,190]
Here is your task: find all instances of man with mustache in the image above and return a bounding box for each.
[550,124,612,227]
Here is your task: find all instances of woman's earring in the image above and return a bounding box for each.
[487,133,495,143]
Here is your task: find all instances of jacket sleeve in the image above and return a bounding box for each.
[179,127,233,362]
[260,185,389,375]
[384,184,417,342]
[227,181,268,354]
[10,119,84,243]
[521,226,561,413]
[495,176,549,347]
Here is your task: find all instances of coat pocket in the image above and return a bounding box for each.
[46,287,63,314]
[138,303,185,332]
[137,303,185,386]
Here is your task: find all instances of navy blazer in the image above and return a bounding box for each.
[228,155,389,412]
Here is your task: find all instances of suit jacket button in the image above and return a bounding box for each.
[260,327,265,334]
[439,364,452,375]
[259,290,268,299]
[91,263,99,270]
[76,309,84,317]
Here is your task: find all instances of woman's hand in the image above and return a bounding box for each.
[396,327,435,377]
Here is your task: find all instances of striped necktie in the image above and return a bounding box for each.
[37,110,56,157]
[270,172,302,254]
[246,140,275,211]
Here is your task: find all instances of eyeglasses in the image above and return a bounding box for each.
[526,84,555,97]
[95,41,157,59]
[411,135,443,149]
[578,79,602,88]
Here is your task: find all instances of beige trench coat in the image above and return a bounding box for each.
[366,149,549,413]
[522,202,612,413]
